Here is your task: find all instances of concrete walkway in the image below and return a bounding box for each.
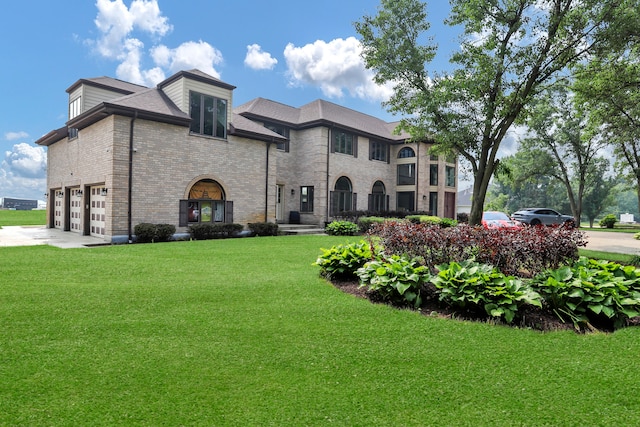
[0,226,108,249]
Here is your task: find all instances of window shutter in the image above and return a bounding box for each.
[368,141,373,160]
[352,193,357,211]
[385,195,390,211]
[285,139,290,153]
[368,193,373,211]
[330,129,335,153]
[329,191,336,217]
[179,200,188,227]
[386,144,391,164]
[225,201,234,223]
[353,137,358,158]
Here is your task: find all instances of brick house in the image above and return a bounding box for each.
[36,69,457,243]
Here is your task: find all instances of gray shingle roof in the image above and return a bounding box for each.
[234,97,408,142]
[66,76,147,95]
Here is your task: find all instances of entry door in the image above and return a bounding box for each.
[69,188,82,233]
[276,185,284,223]
[90,186,106,237]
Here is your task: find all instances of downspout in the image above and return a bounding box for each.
[128,111,138,243]
[264,138,272,222]
[325,124,333,224]
[416,142,420,211]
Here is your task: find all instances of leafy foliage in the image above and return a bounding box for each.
[599,214,618,229]
[248,222,279,236]
[314,240,380,280]
[355,0,638,225]
[134,223,176,243]
[325,220,359,236]
[368,221,586,277]
[531,257,640,330]
[430,259,542,324]
[189,223,244,240]
[357,255,430,308]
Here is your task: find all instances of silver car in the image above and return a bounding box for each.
[511,208,576,227]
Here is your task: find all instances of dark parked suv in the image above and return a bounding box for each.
[511,208,576,227]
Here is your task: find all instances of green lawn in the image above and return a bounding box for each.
[1,236,639,426]
[0,209,46,226]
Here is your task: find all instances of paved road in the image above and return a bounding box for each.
[582,230,640,255]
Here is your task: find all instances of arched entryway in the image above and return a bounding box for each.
[179,179,233,226]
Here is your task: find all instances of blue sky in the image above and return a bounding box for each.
[0,0,461,201]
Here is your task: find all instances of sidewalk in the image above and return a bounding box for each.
[0,226,108,249]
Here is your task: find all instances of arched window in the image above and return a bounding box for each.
[398,147,416,158]
[369,180,388,212]
[180,179,232,225]
[331,176,355,216]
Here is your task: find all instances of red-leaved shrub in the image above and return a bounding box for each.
[367,222,586,277]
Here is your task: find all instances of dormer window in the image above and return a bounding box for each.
[189,91,227,138]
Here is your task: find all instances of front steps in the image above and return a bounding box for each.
[278,224,326,235]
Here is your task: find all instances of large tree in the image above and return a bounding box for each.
[574,42,640,213]
[355,0,639,225]
[521,85,608,222]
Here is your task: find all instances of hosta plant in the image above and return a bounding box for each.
[430,259,542,324]
[314,240,380,280]
[357,255,429,308]
[531,257,640,330]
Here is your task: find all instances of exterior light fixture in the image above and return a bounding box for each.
[290,189,295,195]
[76,190,83,196]
[101,188,108,196]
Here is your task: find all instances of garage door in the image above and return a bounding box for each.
[53,190,64,229]
[90,186,106,237]
[70,188,82,233]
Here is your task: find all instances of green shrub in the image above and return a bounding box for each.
[325,220,359,236]
[189,223,244,240]
[357,255,430,308]
[599,214,618,229]
[155,224,176,242]
[404,215,458,228]
[248,222,279,236]
[531,257,640,330]
[134,223,157,243]
[634,232,640,241]
[314,240,379,279]
[430,259,542,324]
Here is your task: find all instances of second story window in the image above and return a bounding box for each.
[397,163,416,185]
[369,140,388,162]
[190,91,227,139]
[446,165,456,187]
[264,122,290,151]
[332,129,356,156]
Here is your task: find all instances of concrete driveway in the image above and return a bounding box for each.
[0,226,107,249]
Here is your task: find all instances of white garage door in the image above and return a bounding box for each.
[90,186,106,237]
[70,188,82,233]
[53,190,64,230]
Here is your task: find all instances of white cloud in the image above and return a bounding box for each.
[5,131,29,141]
[90,0,222,86]
[244,44,278,70]
[156,41,223,79]
[0,143,47,200]
[283,37,393,102]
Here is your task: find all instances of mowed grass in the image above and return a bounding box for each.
[0,209,46,226]
[1,236,640,426]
